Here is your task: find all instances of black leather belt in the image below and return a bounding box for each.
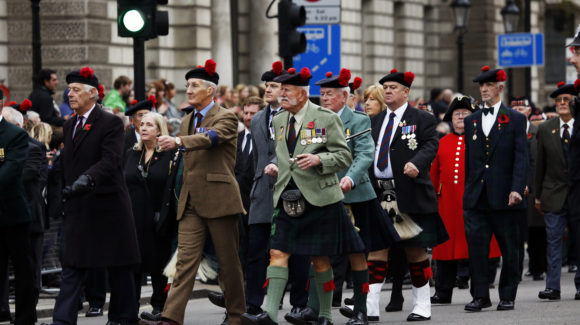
[376,178,395,190]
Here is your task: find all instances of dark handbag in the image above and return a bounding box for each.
[281,189,306,217]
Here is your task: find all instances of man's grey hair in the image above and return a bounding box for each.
[300,86,310,97]
[83,84,98,100]
[496,81,506,89]
[2,106,24,127]
[203,80,217,97]
[27,110,40,124]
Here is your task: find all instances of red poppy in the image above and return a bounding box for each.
[84,124,92,131]
[498,114,509,124]
[527,132,533,139]
[307,121,314,129]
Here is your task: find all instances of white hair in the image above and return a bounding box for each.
[497,81,506,88]
[2,106,24,127]
[26,110,41,124]
[203,80,217,97]
[300,86,310,97]
[83,84,98,100]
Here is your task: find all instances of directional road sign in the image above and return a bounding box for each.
[498,33,544,68]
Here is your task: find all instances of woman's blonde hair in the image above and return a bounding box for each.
[29,122,52,149]
[363,84,387,112]
[133,112,169,152]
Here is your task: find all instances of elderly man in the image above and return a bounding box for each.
[463,66,527,312]
[143,60,246,325]
[241,67,362,325]
[0,90,36,325]
[536,81,578,300]
[39,67,141,325]
[369,69,448,322]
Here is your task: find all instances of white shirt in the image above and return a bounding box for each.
[288,101,309,136]
[0,115,3,123]
[526,121,530,134]
[481,101,501,136]
[241,128,252,153]
[134,129,141,143]
[269,105,281,127]
[72,105,95,138]
[374,102,408,179]
[560,118,575,138]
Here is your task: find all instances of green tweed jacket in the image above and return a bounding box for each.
[337,107,377,204]
[272,101,352,207]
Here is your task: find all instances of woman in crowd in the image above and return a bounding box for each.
[363,84,386,117]
[29,122,53,150]
[124,111,176,317]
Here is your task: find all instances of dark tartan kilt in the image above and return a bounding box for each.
[399,212,449,248]
[270,200,366,256]
[349,198,400,252]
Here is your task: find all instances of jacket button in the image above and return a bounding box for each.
[485,164,489,168]
[166,203,170,206]
[481,179,484,183]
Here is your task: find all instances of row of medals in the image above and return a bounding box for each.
[300,129,327,145]
[402,133,416,140]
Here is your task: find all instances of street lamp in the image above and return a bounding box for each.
[501,0,520,100]
[451,0,471,93]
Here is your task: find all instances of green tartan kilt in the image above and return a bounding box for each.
[270,201,366,256]
[398,212,449,248]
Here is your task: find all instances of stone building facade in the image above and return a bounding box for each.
[0,0,579,108]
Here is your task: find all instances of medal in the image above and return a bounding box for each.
[322,128,327,143]
[300,130,307,145]
[411,133,416,139]
[279,126,284,141]
[0,148,4,162]
[472,134,477,141]
[402,134,407,140]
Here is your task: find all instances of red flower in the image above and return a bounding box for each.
[307,121,314,129]
[403,71,415,85]
[272,61,283,75]
[338,68,351,86]
[79,66,94,79]
[498,113,509,124]
[496,70,507,82]
[481,65,490,72]
[84,124,92,131]
[557,81,565,88]
[527,132,533,139]
[205,59,216,76]
[98,84,105,100]
[131,99,138,105]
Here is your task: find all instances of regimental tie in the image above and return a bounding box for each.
[562,124,571,152]
[73,115,84,141]
[194,112,203,133]
[242,133,252,157]
[376,112,396,171]
[287,116,297,156]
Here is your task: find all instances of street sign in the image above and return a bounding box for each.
[293,24,341,96]
[293,0,341,25]
[497,33,544,68]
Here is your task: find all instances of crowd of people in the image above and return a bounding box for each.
[1,29,580,325]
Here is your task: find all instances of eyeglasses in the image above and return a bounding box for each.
[137,164,148,178]
[556,97,572,104]
[452,112,470,117]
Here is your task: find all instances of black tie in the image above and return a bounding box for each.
[269,109,278,128]
[482,106,494,116]
[73,116,84,140]
[242,133,251,157]
[287,116,297,156]
[562,124,571,157]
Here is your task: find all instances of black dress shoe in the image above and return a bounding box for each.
[241,312,278,325]
[208,291,226,308]
[140,311,162,321]
[407,313,431,321]
[464,298,492,312]
[318,317,333,325]
[430,293,451,304]
[247,305,264,315]
[106,321,121,325]
[496,300,514,311]
[284,306,318,324]
[538,288,561,300]
[385,299,403,312]
[86,306,104,317]
[575,291,580,300]
[346,310,368,325]
[344,296,355,305]
[569,265,578,273]
[339,306,354,318]
[332,291,342,307]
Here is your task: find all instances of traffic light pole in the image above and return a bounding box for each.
[133,37,146,101]
[31,0,42,78]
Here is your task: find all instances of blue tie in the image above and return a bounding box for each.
[376,112,396,171]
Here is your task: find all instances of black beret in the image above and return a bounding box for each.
[510,96,530,107]
[66,66,99,89]
[185,59,219,85]
[378,69,415,88]
[273,67,312,86]
[0,88,3,100]
[124,95,155,116]
[550,81,580,98]
[314,69,351,88]
[472,65,507,83]
[443,96,476,122]
[261,61,287,82]
[568,27,580,47]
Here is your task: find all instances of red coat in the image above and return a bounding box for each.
[430,133,501,260]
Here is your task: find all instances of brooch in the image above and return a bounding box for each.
[408,138,418,150]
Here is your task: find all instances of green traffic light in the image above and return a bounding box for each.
[123,9,145,32]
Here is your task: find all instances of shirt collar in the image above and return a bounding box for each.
[386,102,408,119]
[244,128,251,136]
[560,117,575,128]
[80,104,96,120]
[290,100,309,125]
[0,115,3,123]
[197,101,215,117]
[338,106,346,117]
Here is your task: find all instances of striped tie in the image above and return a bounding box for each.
[376,112,396,171]
[287,116,297,156]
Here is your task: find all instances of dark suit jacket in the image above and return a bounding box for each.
[28,86,64,127]
[61,105,140,268]
[0,118,31,227]
[525,123,543,226]
[235,130,254,212]
[567,117,580,217]
[370,105,439,214]
[463,104,528,211]
[23,139,47,233]
[124,127,138,155]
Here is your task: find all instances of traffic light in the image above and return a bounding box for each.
[117,0,169,39]
[278,0,306,60]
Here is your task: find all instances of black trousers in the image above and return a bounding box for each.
[134,271,167,311]
[53,265,138,325]
[84,268,107,308]
[0,223,35,325]
[527,226,547,274]
[435,259,499,299]
[245,223,309,309]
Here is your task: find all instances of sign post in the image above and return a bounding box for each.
[497,33,544,68]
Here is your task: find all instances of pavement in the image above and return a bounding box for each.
[3,268,580,324]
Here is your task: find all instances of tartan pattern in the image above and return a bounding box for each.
[350,199,400,251]
[287,116,297,155]
[270,201,365,256]
[376,112,396,171]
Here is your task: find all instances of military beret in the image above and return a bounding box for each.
[261,61,287,82]
[66,66,99,89]
[510,96,530,108]
[549,80,580,98]
[349,77,362,94]
[443,96,476,122]
[124,95,156,116]
[472,65,507,83]
[0,88,3,100]
[314,68,351,88]
[378,69,415,88]
[10,99,32,114]
[567,25,580,47]
[273,67,312,86]
[185,59,219,85]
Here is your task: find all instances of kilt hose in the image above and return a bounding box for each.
[464,208,521,301]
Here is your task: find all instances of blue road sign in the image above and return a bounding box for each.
[293,24,341,96]
[498,33,544,68]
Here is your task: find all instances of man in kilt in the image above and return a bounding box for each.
[463,65,527,312]
[369,69,449,322]
[240,67,365,325]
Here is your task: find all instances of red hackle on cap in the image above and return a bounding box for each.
[352,77,362,91]
[98,84,105,100]
[79,66,94,79]
[575,79,580,92]
[148,94,157,107]
[131,99,138,105]
[481,65,490,72]
[557,81,566,88]
[338,68,351,86]
[299,67,311,81]
[272,61,283,75]
[390,69,398,74]
[205,59,216,76]
[325,71,333,78]
[7,101,16,106]
[20,99,32,112]
[496,70,507,82]
[288,68,296,74]
[403,71,415,85]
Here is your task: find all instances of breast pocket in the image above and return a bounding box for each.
[206,173,232,183]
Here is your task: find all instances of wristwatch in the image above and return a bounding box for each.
[175,136,182,147]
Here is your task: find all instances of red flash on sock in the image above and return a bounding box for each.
[362,282,370,293]
[323,279,336,292]
[423,266,433,280]
[164,284,171,293]
[263,279,269,289]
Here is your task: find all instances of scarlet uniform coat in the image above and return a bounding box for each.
[430,133,501,260]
